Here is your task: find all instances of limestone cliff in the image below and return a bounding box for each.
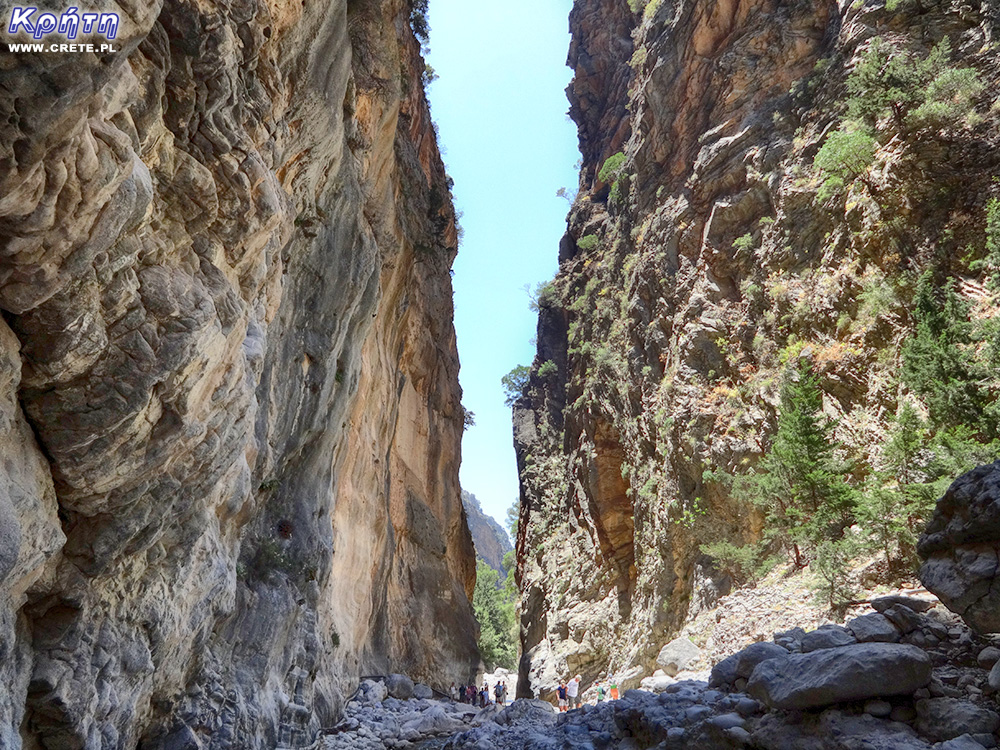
[515,0,1000,699]
[462,491,513,577]
[0,0,478,747]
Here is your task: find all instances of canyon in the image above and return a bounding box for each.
[0,0,477,747]
[4,0,1000,748]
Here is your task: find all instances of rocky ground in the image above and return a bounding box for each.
[317,591,1000,749]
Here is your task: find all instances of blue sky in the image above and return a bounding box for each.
[425,0,578,533]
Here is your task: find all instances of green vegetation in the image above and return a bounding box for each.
[538,360,558,378]
[814,36,983,201]
[732,360,854,568]
[598,152,626,184]
[501,365,530,407]
[473,558,518,671]
[577,235,599,251]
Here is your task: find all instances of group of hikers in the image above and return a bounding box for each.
[555,675,619,712]
[449,680,509,707]
[447,675,619,712]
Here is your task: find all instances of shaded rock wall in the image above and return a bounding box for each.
[0,0,478,747]
[515,0,1000,699]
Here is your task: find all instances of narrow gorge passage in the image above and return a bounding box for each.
[3,0,1000,749]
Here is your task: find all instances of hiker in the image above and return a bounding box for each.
[501,681,508,705]
[609,679,619,701]
[449,682,458,702]
[494,681,504,706]
[458,684,466,703]
[567,674,581,710]
[596,682,606,703]
[556,682,568,712]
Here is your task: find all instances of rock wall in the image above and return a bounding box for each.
[515,0,1000,699]
[462,490,513,576]
[0,0,478,747]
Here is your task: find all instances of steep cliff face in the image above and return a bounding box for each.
[0,1,478,747]
[515,0,1000,698]
[462,490,513,576]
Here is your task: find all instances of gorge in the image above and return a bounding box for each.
[3,0,1000,748]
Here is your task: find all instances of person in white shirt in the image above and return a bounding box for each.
[567,674,581,710]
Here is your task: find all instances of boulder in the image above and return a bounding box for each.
[801,624,856,652]
[918,462,1000,633]
[708,653,740,689]
[977,646,1000,669]
[386,674,414,700]
[989,659,1000,691]
[413,683,434,700]
[736,642,788,678]
[357,679,388,704]
[847,613,900,643]
[871,595,935,614]
[915,697,1000,741]
[747,643,932,710]
[640,673,676,692]
[655,637,702,676]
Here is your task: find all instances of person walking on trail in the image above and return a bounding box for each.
[609,679,619,701]
[458,684,466,703]
[596,683,606,703]
[501,681,508,705]
[449,682,458,702]
[567,674,581,710]
[494,681,504,706]
[556,682,568,712]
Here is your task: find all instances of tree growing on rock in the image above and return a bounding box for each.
[734,360,855,568]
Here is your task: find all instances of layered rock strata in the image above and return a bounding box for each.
[0,0,478,747]
[515,0,1000,698]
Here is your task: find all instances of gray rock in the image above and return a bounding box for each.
[872,595,935,614]
[977,647,1000,668]
[865,699,892,718]
[747,643,932,710]
[387,674,415,700]
[801,624,857,652]
[884,605,925,634]
[736,642,788,678]
[709,653,741,689]
[848,613,901,643]
[655,636,702,676]
[989,660,1000,691]
[640,674,676,692]
[938,737,991,750]
[413,683,434,700]
[915,698,1000,741]
[918,462,1000,633]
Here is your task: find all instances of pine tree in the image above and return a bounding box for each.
[902,273,994,438]
[735,360,854,567]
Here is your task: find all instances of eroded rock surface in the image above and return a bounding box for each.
[919,462,1000,633]
[514,0,1000,698]
[0,0,477,747]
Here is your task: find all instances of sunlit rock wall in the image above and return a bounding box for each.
[516,0,1000,700]
[0,0,478,747]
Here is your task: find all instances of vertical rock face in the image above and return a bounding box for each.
[0,0,478,747]
[515,0,1000,699]
[462,490,513,576]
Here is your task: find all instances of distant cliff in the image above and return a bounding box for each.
[462,490,513,576]
[514,0,1000,699]
[0,0,478,747]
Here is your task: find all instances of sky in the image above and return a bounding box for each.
[425,0,578,534]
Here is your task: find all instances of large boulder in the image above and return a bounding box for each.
[655,636,702,676]
[386,674,415,700]
[918,461,1000,633]
[747,643,932,710]
[915,698,1000,741]
[847,613,900,643]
